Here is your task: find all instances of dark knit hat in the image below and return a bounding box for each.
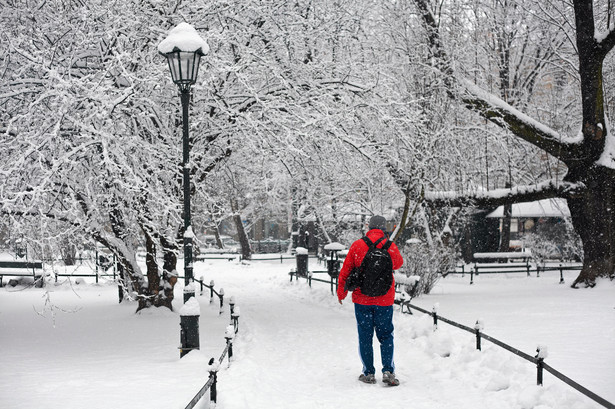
[368,215,387,230]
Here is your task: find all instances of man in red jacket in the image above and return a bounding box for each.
[337,215,404,386]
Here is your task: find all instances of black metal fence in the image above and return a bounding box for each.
[449,262,583,285]
[291,255,613,409]
[183,284,241,409]
[402,302,614,409]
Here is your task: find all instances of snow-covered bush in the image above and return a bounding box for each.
[399,240,456,296]
[523,218,582,263]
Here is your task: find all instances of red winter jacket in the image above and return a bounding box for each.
[337,229,404,306]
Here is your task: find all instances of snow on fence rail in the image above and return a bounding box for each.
[447,262,583,284]
[183,284,241,409]
[403,303,615,409]
[184,325,237,409]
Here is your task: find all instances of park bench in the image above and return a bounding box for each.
[0,260,44,287]
[473,250,532,264]
[469,251,533,284]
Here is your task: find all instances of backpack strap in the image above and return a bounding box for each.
[382,239,392,250]
[362,236,388,249]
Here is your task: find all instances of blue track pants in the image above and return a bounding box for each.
[354,303,395,375]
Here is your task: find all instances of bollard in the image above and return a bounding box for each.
[209,280,215,304]
[432,304,439,330]
[179,297,200,358]
[559,264,565,284]
[295,247,308,277]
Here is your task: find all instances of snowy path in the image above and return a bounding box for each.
[204,261,604,409]
[0,258,609,409]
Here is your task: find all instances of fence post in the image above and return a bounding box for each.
[225,325,235,363]
[526,260,531,277]
[229,296,235,322]
[474,320,484,351]
[232,306,241,334]
[536,345,548,386]
[470,267,475,285]
[308,271,312,288]
[536,264,541,278]
[559,264,565,284]
[219,288,225,315]
[208,358,218,404]
[432,305,439,330]
[210,280,215,304]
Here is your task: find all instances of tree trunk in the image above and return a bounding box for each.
[157,235,178,310]
[231,198,252,260]
[567,167,615,287]
[137,231,159,312]
[498,203,512,252]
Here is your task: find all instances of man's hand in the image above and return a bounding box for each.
[338,299,343,305]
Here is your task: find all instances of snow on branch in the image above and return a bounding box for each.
[596,24,615,55]
[424,179,585,208]
[460,79,583,160]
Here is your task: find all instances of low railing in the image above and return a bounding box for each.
[292,262,613,409]
[402,303,615,409]
[184,324,238,409]
[447,262,583,284]
[183,287,241,409]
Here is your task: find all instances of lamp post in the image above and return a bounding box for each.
[159,23,209,357]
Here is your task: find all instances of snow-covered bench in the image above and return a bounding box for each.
[473,250,532,263]
[0,260,44,287]
[470,251,533,284]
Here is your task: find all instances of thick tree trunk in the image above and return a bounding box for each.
[138,231,159,312]
[231,198,252,260]
[567,167,615,287]
[157,235,178,310]
[498,203,512,252]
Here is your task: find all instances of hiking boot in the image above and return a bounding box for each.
[382,371,400,386]
[358,373,376,384]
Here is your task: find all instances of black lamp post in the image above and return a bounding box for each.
[158,23,209,305]
[159,23,209,358]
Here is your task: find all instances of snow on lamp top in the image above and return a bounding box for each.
[158,22,209,55]
[158,23,209,87]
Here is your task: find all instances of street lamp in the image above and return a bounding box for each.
[158,23,209,357]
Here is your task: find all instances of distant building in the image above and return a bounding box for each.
[486,198,570,249]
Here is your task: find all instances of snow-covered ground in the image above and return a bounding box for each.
[0,256,613,409]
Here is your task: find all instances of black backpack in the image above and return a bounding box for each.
[344,236,393,296]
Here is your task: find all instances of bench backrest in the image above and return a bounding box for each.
[0,261,43,269]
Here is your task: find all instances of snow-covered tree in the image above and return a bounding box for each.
[411,0,615,286]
